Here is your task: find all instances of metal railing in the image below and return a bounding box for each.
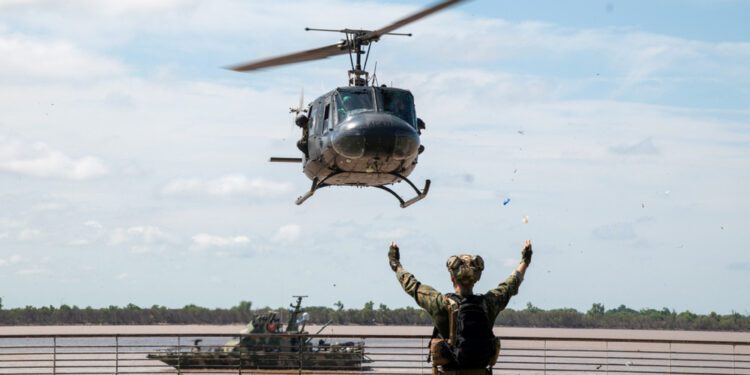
[0,332,748,374]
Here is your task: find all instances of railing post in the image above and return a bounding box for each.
[543,339,547,374]
[115,335,119,375]
[52,336,57,375]
[668,342,672,374]
[177,336,181,371]
[238,346,243,375]
[298,335,303,375]
[605,341,609,375]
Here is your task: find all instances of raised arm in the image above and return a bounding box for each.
[485,240,532,318]
[517,239,532,276]
[388,242,446,314]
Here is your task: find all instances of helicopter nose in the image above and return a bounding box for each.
[331,112,420,160]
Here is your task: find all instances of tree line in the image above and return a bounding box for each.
[0,298,748,331]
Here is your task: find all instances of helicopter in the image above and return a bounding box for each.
[228,0,466,208]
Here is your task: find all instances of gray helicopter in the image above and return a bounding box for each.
[228,0,466,208]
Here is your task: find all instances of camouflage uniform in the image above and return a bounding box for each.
[395,269,523,339]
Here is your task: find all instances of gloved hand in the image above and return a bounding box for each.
[388,241,401,272]
[521,240,532,265]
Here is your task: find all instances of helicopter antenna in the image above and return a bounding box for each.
[227,0,467,85]
[289,88,305,114]
[371,62,379,86]
[363,41,373,74]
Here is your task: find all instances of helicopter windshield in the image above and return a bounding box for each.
[379,89,416,127]
[335,90,374,122]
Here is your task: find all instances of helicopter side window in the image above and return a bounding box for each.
[323,103,330,133]
[381,90,416,127]
[335,91,374,122]
[309,106,319,135]
[313,102,327,135]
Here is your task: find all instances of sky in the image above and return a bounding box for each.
[0,0,748,315]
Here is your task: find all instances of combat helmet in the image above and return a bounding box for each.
[446,254,484,285]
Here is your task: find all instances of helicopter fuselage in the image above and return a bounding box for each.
[300,86,422,186]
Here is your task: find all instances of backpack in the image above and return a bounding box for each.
[428,293,498,370]
[447,293,496,368]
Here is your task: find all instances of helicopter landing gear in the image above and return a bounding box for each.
[295,171,430,208]
[296,177,321,205]
[375,173,430,208]
[295,172,343,206]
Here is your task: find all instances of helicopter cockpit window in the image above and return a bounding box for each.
[335,90,374,123]
[380,89,416,127]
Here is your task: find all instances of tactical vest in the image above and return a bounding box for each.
[429,294,501,375]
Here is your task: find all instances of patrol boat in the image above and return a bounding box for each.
[147,296,370,371]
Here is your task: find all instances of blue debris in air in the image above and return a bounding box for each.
[503,198,510,206]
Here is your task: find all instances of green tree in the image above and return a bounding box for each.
[334,301,344,311]
[0,297,3,310]
[234,301,252,311]
[525,302,542,313]
[378,303,390,311]
[363,301,374,311]
[587,303,605,317]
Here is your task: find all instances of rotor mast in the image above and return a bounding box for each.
[305,28,410,86]
[226,0,466,86]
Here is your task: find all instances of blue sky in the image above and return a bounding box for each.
[0,0,748,315]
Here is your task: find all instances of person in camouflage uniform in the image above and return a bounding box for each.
[388,240,532,374]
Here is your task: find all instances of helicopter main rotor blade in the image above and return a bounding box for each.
[227,43,348,72]
[359,0,466,41]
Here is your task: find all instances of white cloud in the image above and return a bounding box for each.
[0,232,8,240]
[0,259,6,266]
[503,258,518,267]
[84,220,103,229]
[0,31,126,80]
[592,223,638,241]
[32,202,65,211]
[0,136,108,179]
[16,267,48,275]
[68,239,90,246]
[108,226,172,246]
[17,228,40,241]
[610,137,660,156]
[162,175,291,197]
[115,273,128,280]
[0,0,188,14]
[130,245,162,254]
[365,228,409,240]
[191,233,249,249]
[9,255,21,264]
[270,224,301,244]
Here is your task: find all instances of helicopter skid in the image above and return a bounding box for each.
[376,177,430,208]
[295,172,429,208]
